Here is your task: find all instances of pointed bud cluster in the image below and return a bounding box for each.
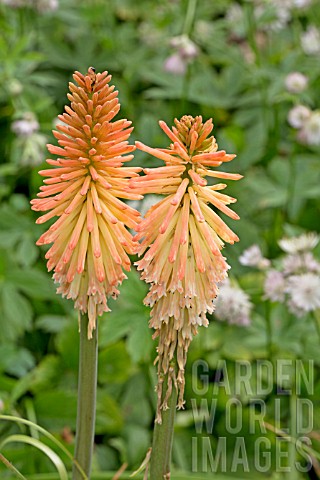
[31,68,141,338]
[130,116,241,419]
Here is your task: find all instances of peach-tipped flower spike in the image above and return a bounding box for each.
[130,115,242,420]
[31,67,142,338]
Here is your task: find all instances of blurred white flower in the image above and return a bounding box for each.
[226,3,243,24]
[164,35,199,76]
[226,4,246,37]
[286,273,320,313]
[281,0,313,7]
[164,53,187,75]
[264,270,286,302]
[215,280,252,326]
[138,22,163,47]
[282,252,320,275]
[11,113,39,137]
[282,254,303,275]
[272,0,295,8]
[285,72,308,94]
[129,194,162,218]
[287,299,306,317]
[298,111,320,146]
[35,0,58,12]
[194,20,212,42]
[255,2,291,31]
[1,0,58,9]
[16,133,47,166]
[182,41,198,59]
[292,0,312,7]
[52,116,66,129]
[8,79,23,96]
[302,253,320,273]
[271,7,291,30]
[239,245,270,269]
[0,0,27,7]
[287,105,311,129]
[279,232,319,253]
[301,26,320,55]
[170,35,199,59]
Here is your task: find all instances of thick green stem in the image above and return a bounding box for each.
[150,375,178,479]
[72,314,98,480]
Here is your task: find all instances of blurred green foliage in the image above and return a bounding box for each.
[0,0,320,478]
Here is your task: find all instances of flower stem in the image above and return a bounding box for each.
[180,0,198,112]
[149,374,178,479]
[0,452,27,480]
[180,63,192,113]
[287,154,298,221]
[72,314,98,480]
[182,0,198,36]
[265,301,273,358]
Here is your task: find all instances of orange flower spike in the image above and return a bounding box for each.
[130,115,242,417]
[32,67,141,338]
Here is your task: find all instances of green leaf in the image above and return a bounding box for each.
[0,435,68,480]
[0,205,31,231]
[94,444,119,471]
[55,321,79,370]
[28,355,62,395]
[16,236,38,267]
[0,415,86,478]
[0,451,27,479]
[34,391,78,430]
[221,339,254,361]
[101,269,153,363]
[242,169,287,210]
[99,313,132,346]
[9,194,30,212]
[0,284,33,341]
[126,312,153,363]
[6,269,55,300]
[123,424,150,467]
[121,373,152,427]
[98,342,132,385]
[0,230,21,248]
[0,345,35,377]
[35,315,69,334]
[95,390,123,435]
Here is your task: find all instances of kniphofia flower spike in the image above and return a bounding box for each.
[31,68,141,338]
[130,116,242,420]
